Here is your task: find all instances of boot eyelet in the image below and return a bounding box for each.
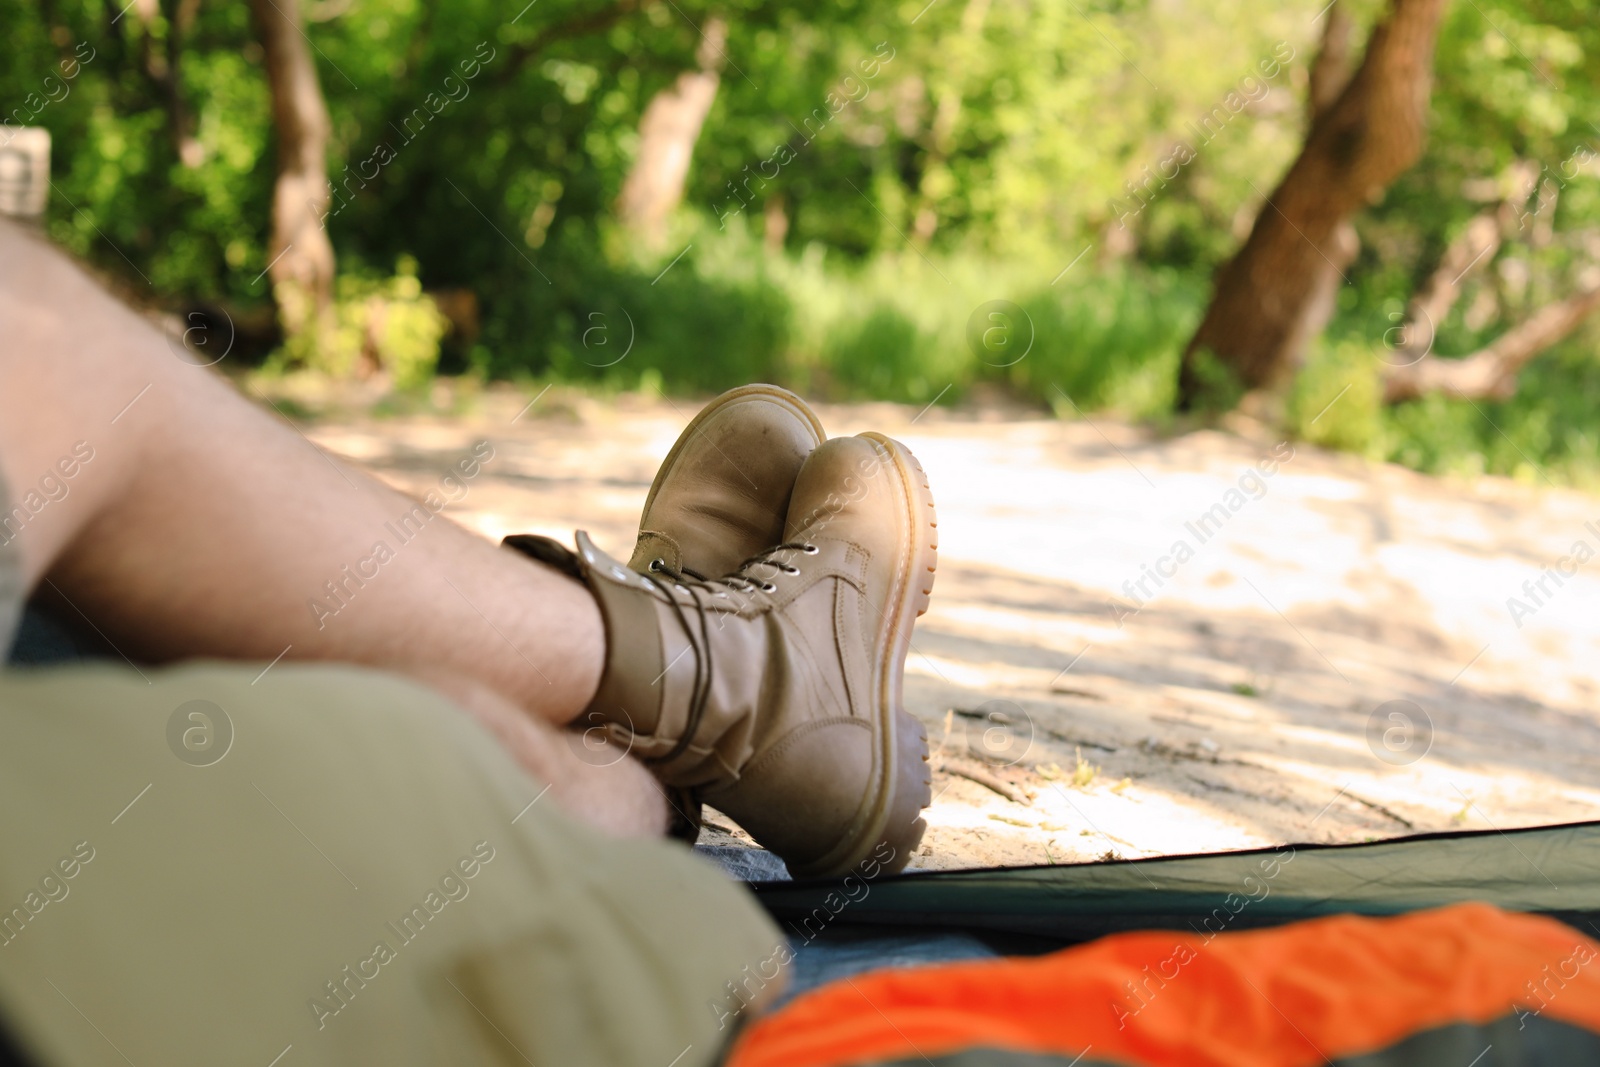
[780,564,800,575]
[802,544,820,554]
[648,558,665,572]
[761,582,778,593]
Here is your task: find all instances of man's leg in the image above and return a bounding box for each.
[0,220,663,834]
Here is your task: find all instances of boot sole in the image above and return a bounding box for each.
[794,432,937,879]
[638,384,826,524]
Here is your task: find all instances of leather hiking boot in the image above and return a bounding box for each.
[505,433,937,878]
[505,385,821,844]
[628,384,825,580]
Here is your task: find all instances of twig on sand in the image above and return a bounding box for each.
[936,757,1031,805]
[1345,790,1416,829]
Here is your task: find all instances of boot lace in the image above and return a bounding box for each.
[636,542,818,766]
[647,541,818,595]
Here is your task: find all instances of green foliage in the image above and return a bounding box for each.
[1293,319,1600,489]
[1288,339,1385,456]
[457,225,792,392]
[346,262,450,390]
[824,307,928,399]
[273,257,448,388]
[1010,272,1200,416]
[1180,348,1247,417]
[1380,326,1600,489]
[685,227,1199,412]
[7,0,1600,482]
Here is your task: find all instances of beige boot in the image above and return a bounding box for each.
[507,433,937,878]
[512,385,823,844]
[628,384,825,579]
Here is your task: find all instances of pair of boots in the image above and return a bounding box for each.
[506,386,937,878]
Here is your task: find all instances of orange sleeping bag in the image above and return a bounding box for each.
[728,903,1600,1067]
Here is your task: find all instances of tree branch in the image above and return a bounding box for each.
[489,0,654,87]
[1308,0,1355,122]
[1384,282,1600,402]
[1386,161,1540,367]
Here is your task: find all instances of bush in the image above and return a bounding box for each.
[1006,270,1201,417]
[1376,331,1600,488]
[824,306,929,398]
[277,256,448,389]
[1288,338,1385,456]
[681,226,1202,412]
[465,226,791,393]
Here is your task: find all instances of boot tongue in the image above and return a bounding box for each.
[628,529,684,575]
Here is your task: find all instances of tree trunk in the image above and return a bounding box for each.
[164,0,204,166]
[492,0,652,89]
[127,0,203,165]
[1279,1,1361,392]
[616,16,726,248]
[1307,2,1357,117]
[1176,0,1448,409]
[250,0,336,342]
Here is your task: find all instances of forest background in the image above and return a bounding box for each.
[6,0,1600,485]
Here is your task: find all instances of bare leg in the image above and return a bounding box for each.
[0,220,663,835]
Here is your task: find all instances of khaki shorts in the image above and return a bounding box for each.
[0,662,782,1067]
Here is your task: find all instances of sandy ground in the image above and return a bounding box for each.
[280,379,1600,872]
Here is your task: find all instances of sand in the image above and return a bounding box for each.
[287,380,1600,871]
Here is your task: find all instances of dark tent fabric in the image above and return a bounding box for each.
[752,819,1600,944]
